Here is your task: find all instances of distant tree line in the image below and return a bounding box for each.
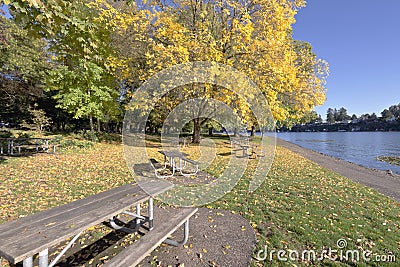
[325,104,400,124]
[326,107,352,123]
[288,103,400,132]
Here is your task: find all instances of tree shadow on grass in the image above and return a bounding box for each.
[0,155,7,164]
[0,153,37,165]
[13,229,135,267]
[57,231,128,266]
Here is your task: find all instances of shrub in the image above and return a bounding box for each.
[79,130,99,142]
[59,139,94,150]
[97,132,121,143]
[0,130,12,139]
[17,132,32,139]
[74,130,121,143]
[53,135,63,144]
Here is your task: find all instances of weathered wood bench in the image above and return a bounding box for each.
[104,206,197,267]
[0,181,197,267]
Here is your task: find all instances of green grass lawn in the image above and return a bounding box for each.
[0,137,398,266]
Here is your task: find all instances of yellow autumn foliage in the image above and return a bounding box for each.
[138,0,326,126]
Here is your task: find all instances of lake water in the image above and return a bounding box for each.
[277,132,400,175]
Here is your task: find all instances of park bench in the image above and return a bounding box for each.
[0,181,197,267]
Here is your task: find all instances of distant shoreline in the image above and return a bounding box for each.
[285,120,400,132]
[280,130,400,133]
[280,130,400,132]
[276,138,400,202]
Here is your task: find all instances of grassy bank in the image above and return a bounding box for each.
[378,156,400,166]
[0,137,398,266]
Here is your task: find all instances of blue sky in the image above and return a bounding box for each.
[0,4,9,18]
[292,0,400,118]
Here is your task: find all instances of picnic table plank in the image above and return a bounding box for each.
[0,183,136,236]
[0,185,142,242]
[181,157,198,165]
[4,195,141,263]
[159,150,188,158]
[103,206,198,267]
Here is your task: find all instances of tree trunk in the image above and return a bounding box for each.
[192,118,201,144]
[233,127,238,137]
[250,125,255,136]
[208,127,213,136]
[97,117,101,133]
[89,114,94,132]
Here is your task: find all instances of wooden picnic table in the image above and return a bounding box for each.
[155,150,199,178]
[0,138,54,155]
[0,181,198,267]
[239,144,250,157]
[155,150,188,178]
[231,137,250,157]
[231,137,264,158]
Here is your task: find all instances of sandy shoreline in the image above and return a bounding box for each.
[277,138,400,202]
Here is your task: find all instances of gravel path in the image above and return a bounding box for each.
[277,138,400,202]
[139,208,256,267]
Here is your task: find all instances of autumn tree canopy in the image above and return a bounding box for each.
[2,0,328,134]
[122,0,328,139]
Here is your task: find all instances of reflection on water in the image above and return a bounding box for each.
[295,139,335,143]
[277,132,400,175]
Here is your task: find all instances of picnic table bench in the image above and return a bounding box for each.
[0,181,197,267]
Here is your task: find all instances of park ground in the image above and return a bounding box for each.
[0,135,399,266]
